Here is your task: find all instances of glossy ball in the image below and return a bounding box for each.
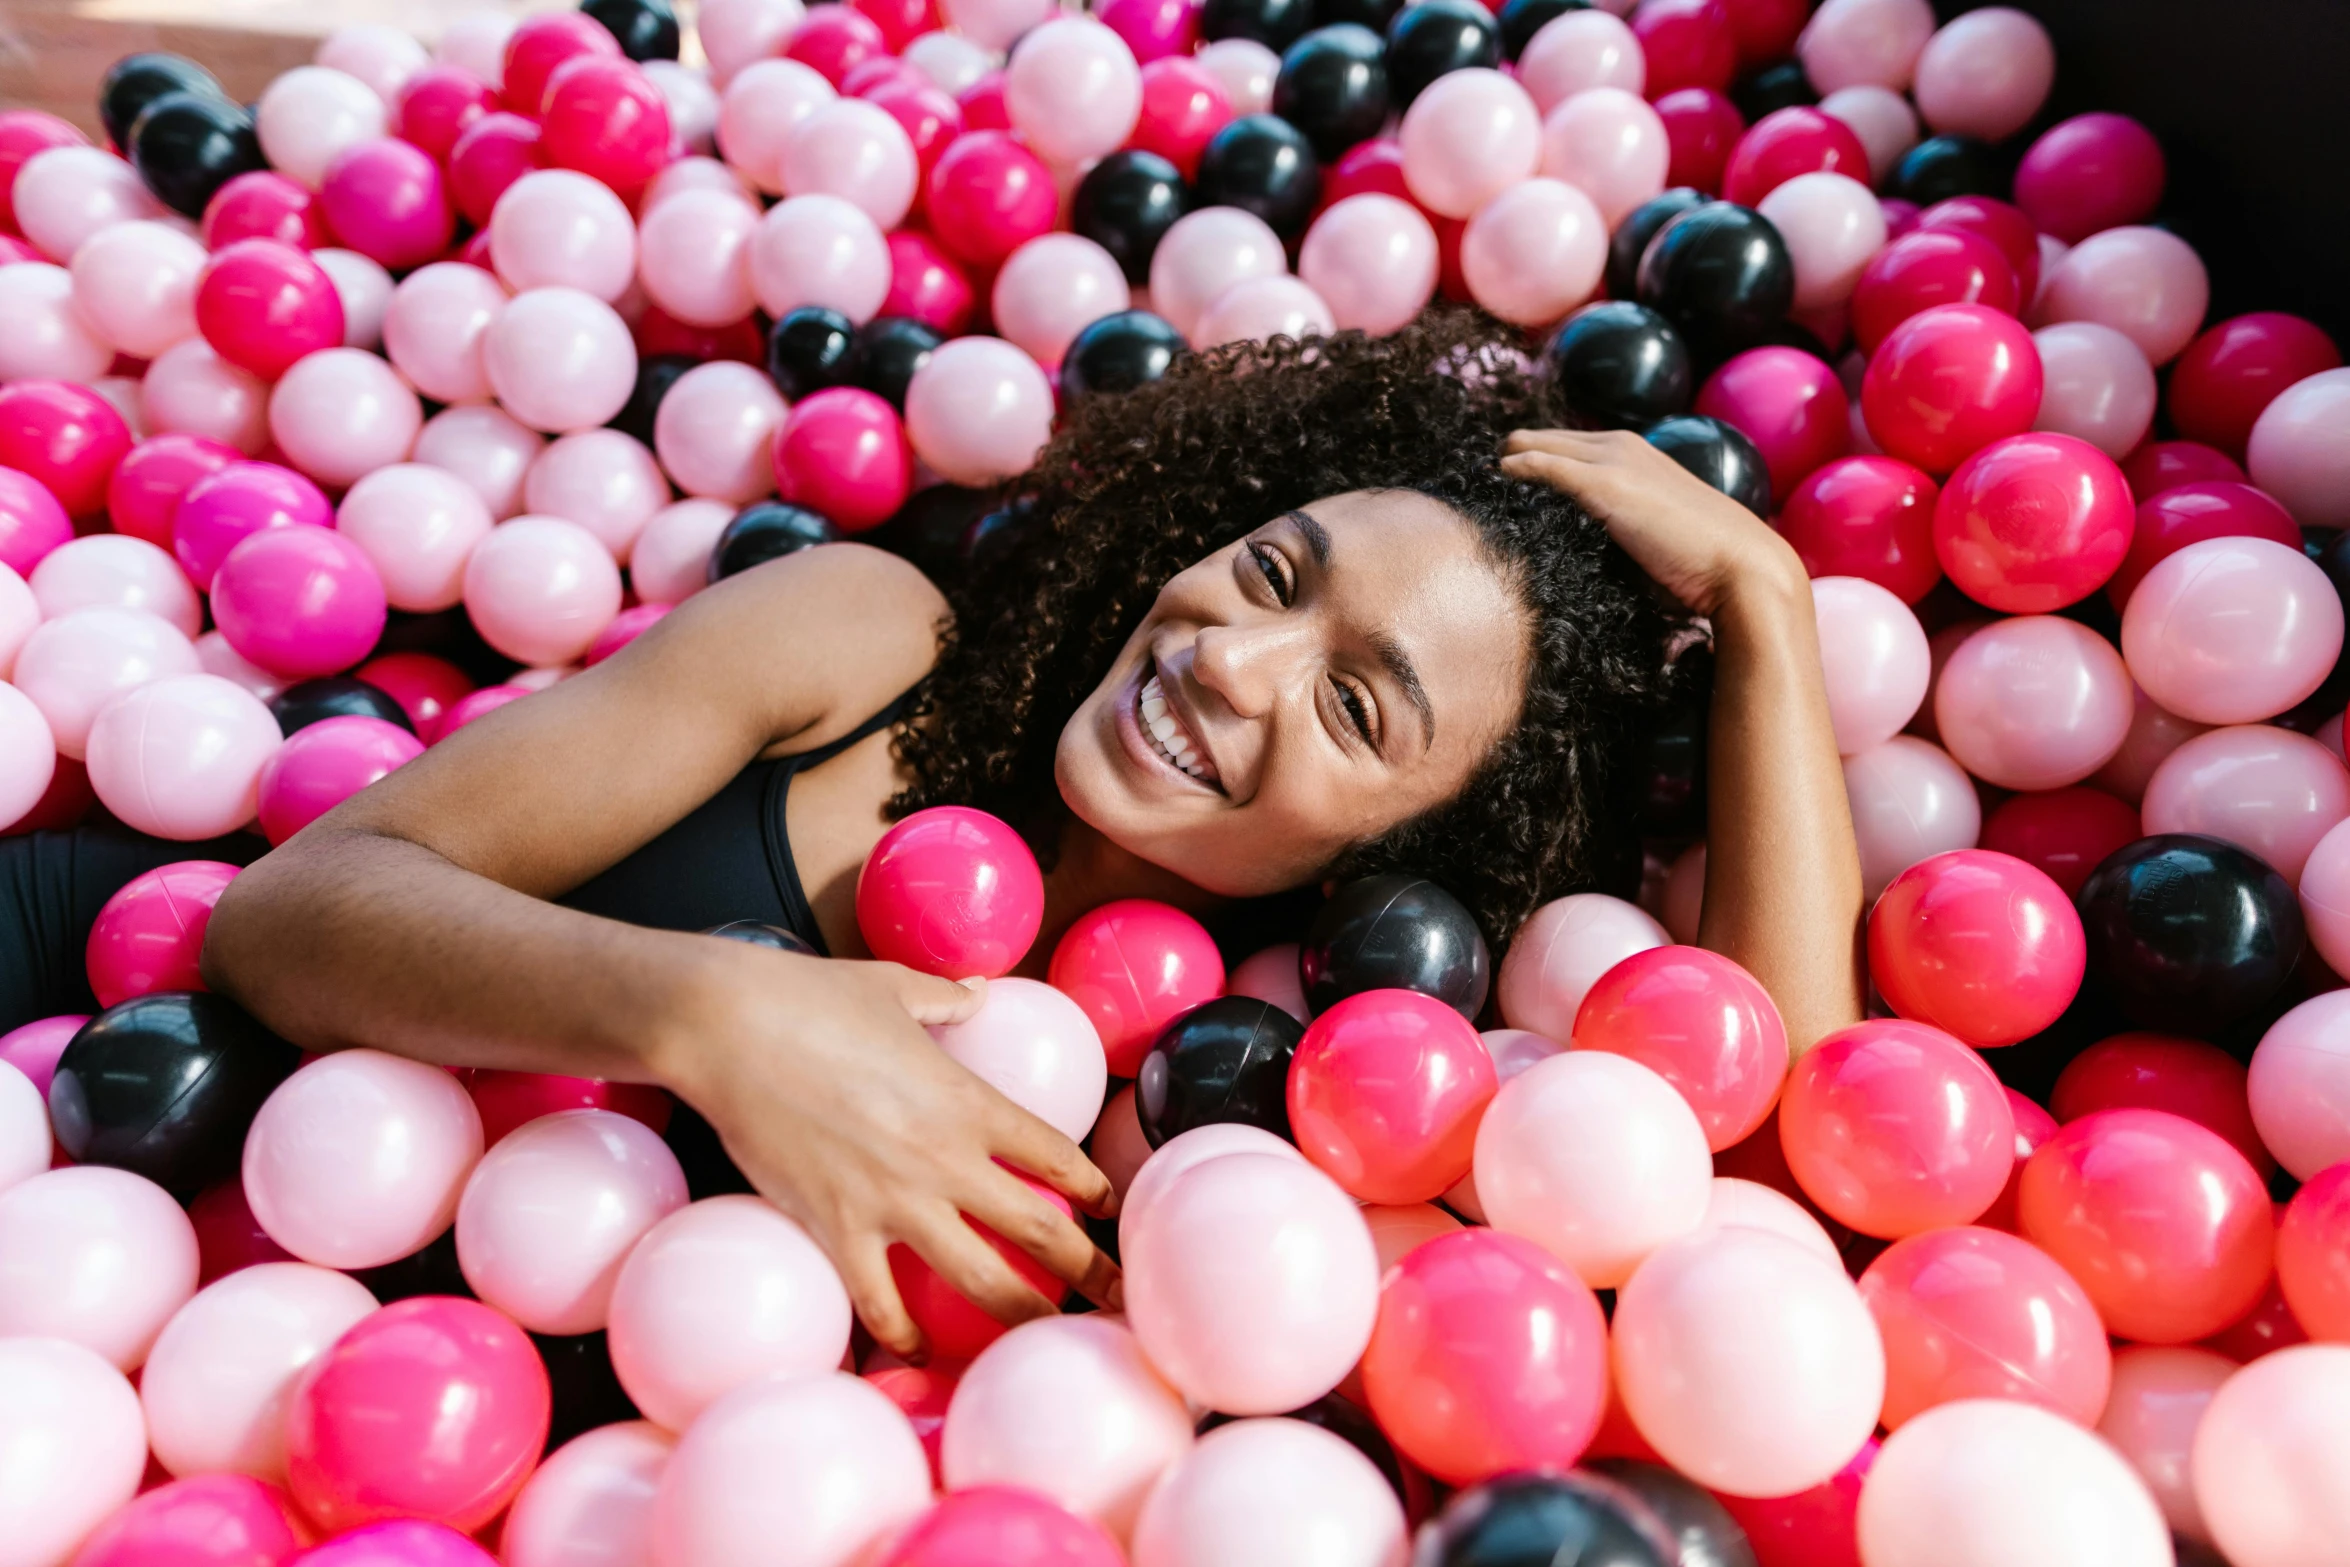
[269,676,411,737]
[1071,151,1190,287]
[1414,1472,1675,1567]
[766,307,857,402]
[1136,997,1301,1148]
[1886,134,2003,206]
[1572,944,1787,1152]
[2170,313,2342,462]
[195,241,344,382]
[129,92,266,220]
[1694,346,1849,511]
[2110,482,2301,613]
[1385,0,1500,107]
[1634,200,1795,365]
[847,316,946,414]
[2014,112,2165,246]
[1298,873,1489,1019]
[1050,899,1225,1077]
[2079,834,2303,1039]
[2192,1345,2350,1567]
[84,858,238,1007]
[1646,413,1773,516]
[1980,786,2143,899]
[2250,990,2350,1181]
[707,500,836,584]
[2122,537,2344,727]
[1061,310,1189,402]
[1861,303,2043,476]
[1868,849,2085,1048]
[1544,301,1693,430]
[1274,24,1388,160]
[1776,455,1941,603]
[856,806,1045,979]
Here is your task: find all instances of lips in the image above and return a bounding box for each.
[1135,662,1223,792]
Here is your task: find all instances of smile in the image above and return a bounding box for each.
[1134,665,1224,791]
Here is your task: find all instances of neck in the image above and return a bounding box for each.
[1024,815,1225,977]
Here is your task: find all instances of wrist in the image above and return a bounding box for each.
[1710,537,1811,620]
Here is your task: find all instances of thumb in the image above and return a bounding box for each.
[885,965,988,1027]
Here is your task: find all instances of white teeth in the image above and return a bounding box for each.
[1139,673,1208,779]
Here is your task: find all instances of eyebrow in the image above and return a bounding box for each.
[1281,509,1436,752]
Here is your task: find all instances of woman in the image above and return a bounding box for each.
[40,314,1864,1358]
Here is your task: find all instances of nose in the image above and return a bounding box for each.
[1187,619,1308,721]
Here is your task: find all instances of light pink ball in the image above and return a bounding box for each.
[0,1339,146,1567]
[1192,275,1333,347]
[636,190,759,330]
[942,1314,1195,1541]
[456,1109,688,1337]
[12,146,164,262]
[1118,1123,1307,1256]
[2300,818,2350,983]
[748,194,891,324]
[489,170,636,303]
[646,62,721,155]
[0,261,112,384]
[1843,735,1982,899]
[1820,85,1919,183]
[415,403,544,519]
[2248,366,2350,530]
[643,156,759,214]
[1400,68,1543,221]
[85,673,280,838]
[503,1422,674,1567]
[2121,535,2344,726]
[2031,321,2157,459]
[29,533,201,636]
[1935,614,2134,789]
[1473,1050,1712,1288]
[2247,990,2350,1182]
[2142,725,2350,884]
[904,336,1056,487]
[315,249,393,351]
[906,31,995,98]
[523,429,670,563]
[1006,17,1144,166]
[926,976,1108,1143]
[139,1261,379,1481]
[1297,194,1437,337]
[255,67,387,191]
[462,514,624,667]
[66,221,202,359]
[2099,1345,2235,1542]
[1862,1398,2170,1567]
[1148,206,1286,342]
[632,499,735,605]
[2193,1346,2350,1567]
[1615,1226,1886,1499]
[605,1195,852,1433]
[1123,1151,1378,1416]
[1494,891,1668,1040]
[0,1165,198,1370]
[337,462,495,611]
[942,0,1055,51]
[196,630,286,703]
[699,0,808,87]
[267,347,421,488]
[1129,1418,1406,1567]
[12,606,200,760]
[315,21,426,103]
[242,1047,485,1270]
[1699,1175,1842,1264]
[1812,575,1930,754]
[1798,0,1937,93]
[483,287,638,434]
[143,339,270,455]
[0,561,37,682]
[717,59,835,195]
[653,1374,930,1567]
[1517,9,1644,114]
[1194,39,1278,116]
[781,99,920,229]
[1759,172,1887,311]
[1536,86,1668,230]
[87,375,147,443]
[993,234,1132,366]
[384,263,509,406]
[652,361,784,504]
[1911,7,2055,142]
[2039,226,2211,367]
[436,12,515,88]
[1460,177,1606,327]
[0,684,51,830]
[2091,681,2209,805]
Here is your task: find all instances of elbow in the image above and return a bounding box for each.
[199,849,287,1000]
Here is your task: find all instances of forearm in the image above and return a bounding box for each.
[1697,561,1867,1053]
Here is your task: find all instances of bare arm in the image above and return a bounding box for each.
[1504,430,1867,1052]
[204,545,1118,1353]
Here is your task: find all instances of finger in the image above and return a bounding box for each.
[904,1206,1063,1330]
[835,1235,926,1363]
[987,1096,1119,1218]
[1500,450,1585,488]
[1505,428,1617,457]
[964,1166,1125,1312]
[884,964,988,1026]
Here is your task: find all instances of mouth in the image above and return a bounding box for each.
[1130,658,1225,793]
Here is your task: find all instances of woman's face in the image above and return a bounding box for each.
[1056,490,1530,896]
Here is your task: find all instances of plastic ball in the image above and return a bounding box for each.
[1129,1415,1404,1567]
[2171,314,2341,462]
[2094,1345,2235,1541]
[925,977,1107,1144]
[483,287,638,434]
[651,361,784,505]
[11,144,165,264]
[69,1473,304,1567]
[1655,86,1747,195]
[1933,615,2133,791]
[1868,848,2085,1048]
[769,387,910,533]
[1571,944,1787,1152]
[1415,1473,1677,1567]
[85,673,282,840]
[1495,892,1669,1040]
[1980,785,2142,898]
[1852,228,2018,359]
[2040,226,2209,369]
[2248,991,2350,1182]
[1457,177,1607,328]
[461,514,624,668]
[855,805,1044,979]
[1286,988,1495,1204]
[266,347,422,491]
[269,676,412,737]
[2143,725,2350,884]
[2247,366,2350,530]
[901,335,1052,489]
[2110,482,2301,612]
[0,380,136,521]
[0,1162,197,1372]
[0,1338,147,1567]
[2123,536,2343,726]
[317,139,451,273]
[210,525,387,682]
[79,857,234,1007]
[1131,996,1297,1148]
[1046,900,1225,1078]
[876,1487,1126,1567]
[195,241,345,381]
[2191,1344,2350,1567]
[1634,200,1796,365]
[2014,112,2165,245]
[1695,346,1850,508]
[707,500,834,580]
[141,339,270,456]
[254,715,422,845]
[336,464,495,615]
[1809,574,1929,754]
[1861,303,2043,476]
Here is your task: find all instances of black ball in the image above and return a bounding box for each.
[703,919,818,954]
[47,994,302,1199]
[1639,653,1710,836]
[101,53,224,150]
[1202,0,1316,52]
[128,92,265,219]
[1312,0,1405,36]
[1200,1392,1415,1507]
[271,678,415,737]
[1607,187,1710,305]
[665,1102,754,1199]
[768,307,858,401]
[1889,136,2007,206]
[1728,58,1815,123]
[964,504,1033,571]
[1073,151,1191,285]
[1194,115,1323,242]
[849,316,945,412]
[865,483,994,585]
[1384,0,1500,107]
[1645,413,1772,516]
[582,0,682,60]
[2173,1536,2229,1567]
[608,353,698,446]
[1498,0,1588,60]
[2078,834,2305,1044]
[1634,200,1795,364]
[710,502,838,582]
[1300,872,1490,1019]
[1135,997,1304,1148]
[1275,25,1390,162]
[1544,302,1694,430]
[535,1331,643,1448]
[355,1225,473,1303]
[1415,1472,1677,1567]
[1062,310,1191,402]
[1586,1460,1758,1567]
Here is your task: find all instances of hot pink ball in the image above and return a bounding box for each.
[924,131,1058,270]
[903,336,1054,487]
[1099,0,1199,63]
[447,114,543,229]
[212,526,388,681]
[784,6,888,88]
[1571,944,1787,1152]
[539,56,672,195]
[1698,346,1850,504]
[84,859,239,1008]
[2014,111,2165,245]
[483,287,637,433]
[883,229,978,337]
[396,65,497,163]
[583,602,667,666]
[503,11,622,115]
[256,716,424,846]
[173,461,332,592]
[0,1164,199,1369]
[85,674,283,840]
[1935,614,2133,790]
[108,434,240,552]
[1868,847,2085,1048]
[856,807,1045,978]
[2171,312,2343,462]
[2143,725,2350,885]
[991,233,1131,367]
[202,171,328,252]
[1723,106,1870,209]
[0,1014,84,1101]
[2122,535,2344,726]
[1933,430,2134,612]
[318,139,454,273]
[0,464,72,577]
[1862,303,2044,476]
[874,1488,1125,1567]
[353,653,473,741]
[195,241,346,382]
[0,379,135,521]
[1048,900,1225,1078]
[296,1521,500,1567]
[770,387,910,534]
[1399,68,1542,222]
[653,361,784,504]
[461,514,624,667]
[70,1474,304,1567]
[267,348,422,490]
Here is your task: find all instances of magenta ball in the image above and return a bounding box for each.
[70,1475,304,1567]
[856,805,1045,979]
[1932,431,2134,612]
[0,463,73,577]
[771,387,911,534]
[194,241,346,382]
[1934,615,2134,790]
[211,526,389,681]
[2013,112,2165,244]
[256,715,425,846]
[1695,346,1851,504]
[2121,535,2346,726]
[319,139,455,273]
[84,859,239,1009]
[0,379,135,522]
[1098,0,1198,63]
[924,131,1058,270]
[108,434,241,552]
[173,461,332,592]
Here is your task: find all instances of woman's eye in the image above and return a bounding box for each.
[1334,679,1375,745]
[1249,543,1292,606]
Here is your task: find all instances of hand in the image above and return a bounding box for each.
[1502,428,1807,617]
[660,946,1120,1360]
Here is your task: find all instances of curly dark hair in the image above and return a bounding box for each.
[889,309,1686,949]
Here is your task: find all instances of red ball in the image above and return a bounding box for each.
[2050,1032,2271,1180]
[1775,455,1942,603]
[1861,304,2043,475]
[1977,1087,2058,1235]
[2121,438,2244,500]
[0,110,86,238]
[1912,195,2039,302]
[538,56,673,195]
[883,229,979,335]
[1132,58,1233,182]
[633,305,764,365]
[1571,944,1787,1151]
[1653,88,1744,196]
[188,1177,295,1285]
[785,7,890,88]
[1632,0,1739,97]
[1046,899,1226,1078]
[501,12,621,118]
[459,1068,671,1146]
[107,432,239,549]
[855,805,1045,978]
[2018,1107,2275,1344]
[0,379,134,519]
[888,1175,1072,1360]
[925,131,1058,269]
[1979,786,2141,899]
[2013,111,2165,245]
[85,859,239,1009]
[846,0,943,52]
[1850,228,2019,356]
[2167,312,2344,460]
[871,1487,1125,1567]
[1867,848,2086,1048]
[1321,139,1413,209]
[864,1364,959,1485]
[861,76,965,188]
[1289,989,1497,1205]
[355,652,476,741]
[771,386,913,533]
[4,754,95,836]
[1933,431,2134,612]
[202,171,331,251]
[2106,481,2301,610]
[1712,1441,1874,1567]
[958,72,1012,134]
[1720,0,1808,66]
[2277,1162,2350,1344]
[446,113,543,229]
[1360,1229,1609,1487]
[1722,107,1869,208]
[1695,345,1849,504]
[2204,1276,2307,1363]
[396,66,498,165]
